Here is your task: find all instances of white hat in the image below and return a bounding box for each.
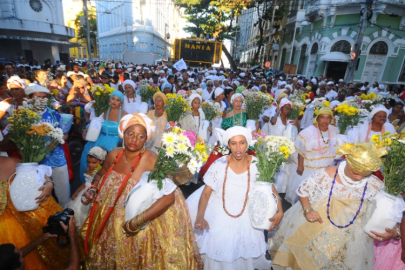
[136,66,142,70]
[143,67,149,70]
[338,79,344,83]
[67,71,76,77]
[327,81,334,86]
[239,73,245,78]
[220,71,224,74]
[279,76,283,80]
[25,83,50,95]
[379,84,385,90]
[285,84,292,90]
[311,78,317,85]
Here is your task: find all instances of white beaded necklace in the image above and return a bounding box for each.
[338,161,368,188]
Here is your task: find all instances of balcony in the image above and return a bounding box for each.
[286,10,307,26]
[0,19,75,39]
[306,0,321,17]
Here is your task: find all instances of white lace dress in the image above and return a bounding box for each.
[123,96,148,114]
[271,169,384,270]
[66,173,94,229]
[186,156,271,270]
[285,124,341,204]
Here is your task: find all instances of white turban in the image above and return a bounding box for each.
[231,93,244,104]
[188,93,202,107]
[214,87,224,98]
[25,83,50,95]
[7,76,27,90]
[285,84,292,90]
[368,105,389,122]
[122,79,136,90]
[278,98,292,108]
[118,113,156,141]
[220,126,252,147]
[233,81,240,87]
[66,71,76,77]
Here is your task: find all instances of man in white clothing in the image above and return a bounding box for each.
[325,81,338,100]
[367,81,379,95]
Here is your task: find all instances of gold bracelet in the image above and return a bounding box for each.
[125,220,140,234]
[304,207,313,215]
[395,225,401,240]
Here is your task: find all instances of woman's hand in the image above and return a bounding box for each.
[370,228,399,242]
[195,216,210,231]
[268,211,284,231]
[297,164,304,175]
[35,181,53,204]
[305,210,323,224]
[81,190,96,205]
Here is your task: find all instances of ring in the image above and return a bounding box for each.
[380,237,383,242]
[196,223,201,226]
[310,219,314,222]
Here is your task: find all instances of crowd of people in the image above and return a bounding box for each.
[0,58,404,269]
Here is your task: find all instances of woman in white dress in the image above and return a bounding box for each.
[208,88,226,145]
[187,126,284,270]
[263,98,299,194]
[347,106,397,143]
[179,93,207,139]
[285,106,342,204]
[122,79,148,114]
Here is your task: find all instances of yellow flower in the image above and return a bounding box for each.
[383,138,392,146]
[370,134,380,143]
[323,101,330,108]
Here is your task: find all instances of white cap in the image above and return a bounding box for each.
[136,66,142,70]
[159,70,165,74]
[338,79,344,83]
[327,81,334,85]
[285,84,292,90]
[25,83,50,95]
[239,73,245,78]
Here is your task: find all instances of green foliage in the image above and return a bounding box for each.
[74,9,97,51]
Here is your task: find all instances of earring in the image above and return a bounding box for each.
[122,141,125,149]
[141,144,146,153]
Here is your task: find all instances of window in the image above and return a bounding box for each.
[370,41,388,55]
[399,60,405,82]
[280,48,287,70]
[297,44,307,74]
[310,43,318,54]
[291,47,296,64]
[331,40,351,53]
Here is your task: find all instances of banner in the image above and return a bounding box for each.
[173,58,188,71]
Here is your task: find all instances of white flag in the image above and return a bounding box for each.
[173,58,187,71]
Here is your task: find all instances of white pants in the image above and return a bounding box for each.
[52,165,70,207]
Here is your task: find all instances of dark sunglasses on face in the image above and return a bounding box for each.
[207,84,213,86]
[101,76,109,79]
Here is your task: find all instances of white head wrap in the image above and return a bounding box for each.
[368,105,389,122]
[118,113,156,141]
[220,126,252,146]
[285,84,292,90]
[188,93,202,107]
[88,146,107,160]
[66,71,76,77]
[122,79,136,90]
[278,98,292,108]
[232,81,240,87]
[7,76,27,90]
[214,87,224,98]
[379,84,385,90]
[25,83,50,95]
[230,93,244,104]
[311,78,317,85]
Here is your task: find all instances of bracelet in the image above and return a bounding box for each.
[395,225,401,240]
[44,180,54,186]
[304,207,313,215]
[86,185,99,196]
[125,220,140,234]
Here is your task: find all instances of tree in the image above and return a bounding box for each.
[176,0,252,70]
[74,8,97,57]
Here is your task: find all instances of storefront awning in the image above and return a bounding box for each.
[320,52,350,62]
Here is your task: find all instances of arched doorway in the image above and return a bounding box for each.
[297,44,307,74]
[325,40,351,81]
[306,43,318,77]
[361,41,388,83]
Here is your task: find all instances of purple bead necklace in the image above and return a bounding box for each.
[327,168,368,229]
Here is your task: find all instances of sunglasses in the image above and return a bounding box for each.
[193,84,198,86]
[207,84,213,86]
[101,76,109,79]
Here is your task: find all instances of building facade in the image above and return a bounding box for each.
[95,0,182,64]
[0,0,75,64]
[278,0,405,84]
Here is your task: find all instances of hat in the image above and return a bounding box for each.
[101,71,111,78]
[88,146,107,160]
[25,83,50,95]
[327,81,334,86]
[119,113,156,142]
[338,79,345,83]
[136,66,142,70]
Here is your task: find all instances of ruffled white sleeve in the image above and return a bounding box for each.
[296,169,328,203]
[203,157,227,192]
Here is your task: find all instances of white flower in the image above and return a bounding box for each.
[162,132,176,147]
[398,139,405,145]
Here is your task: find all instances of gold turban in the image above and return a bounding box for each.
[336,142,388,173]
[153,91,168,106]
[313,106,334,124]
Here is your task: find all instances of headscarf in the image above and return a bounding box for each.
[276,93,288,103]
[236,86,245,93]
[162,82,172,90]
[233,81,240,87]
[122,79,136,91]
[88,146,107,160]
[336,142,388,173]
[153,91,168,106]
[214,87,224,98]
[231,93,244,104]
[278,98,292,109]
[221,126,252,147]
[7,76,27,90]
[25,83,50,95]
[110,90,124,102]
[313,106,334,124]
[188,93,202,107]
[118,113,156,141]
[368,105,389,122]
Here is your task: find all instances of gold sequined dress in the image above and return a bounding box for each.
[0,179,70,270]
[81,170,203,269]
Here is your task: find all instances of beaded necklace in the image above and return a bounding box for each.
[222,158,250,218]
[319,128,329,144]
[327,168,368,229]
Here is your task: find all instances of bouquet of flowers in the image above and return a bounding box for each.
[138,80,159,102]
[371,133,405,195]
[165,93,191,122]
[148,127,209,189]
[334,103,363,134]
[253,134,295,182]
[245,92,273,120]
[177,90,189,99]
[352,93,383,112]
[7,107,64,163]
[201,101,220,121]
[288,102,305,120]
[92,84,115,117]
[46,85,60,107]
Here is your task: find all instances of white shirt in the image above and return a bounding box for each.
[367,87,378,95]
[202,88,214,101]
[325,90,338,101]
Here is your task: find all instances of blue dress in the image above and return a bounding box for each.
[79,108,122,182]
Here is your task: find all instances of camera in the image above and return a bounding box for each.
[43,208,74,236]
